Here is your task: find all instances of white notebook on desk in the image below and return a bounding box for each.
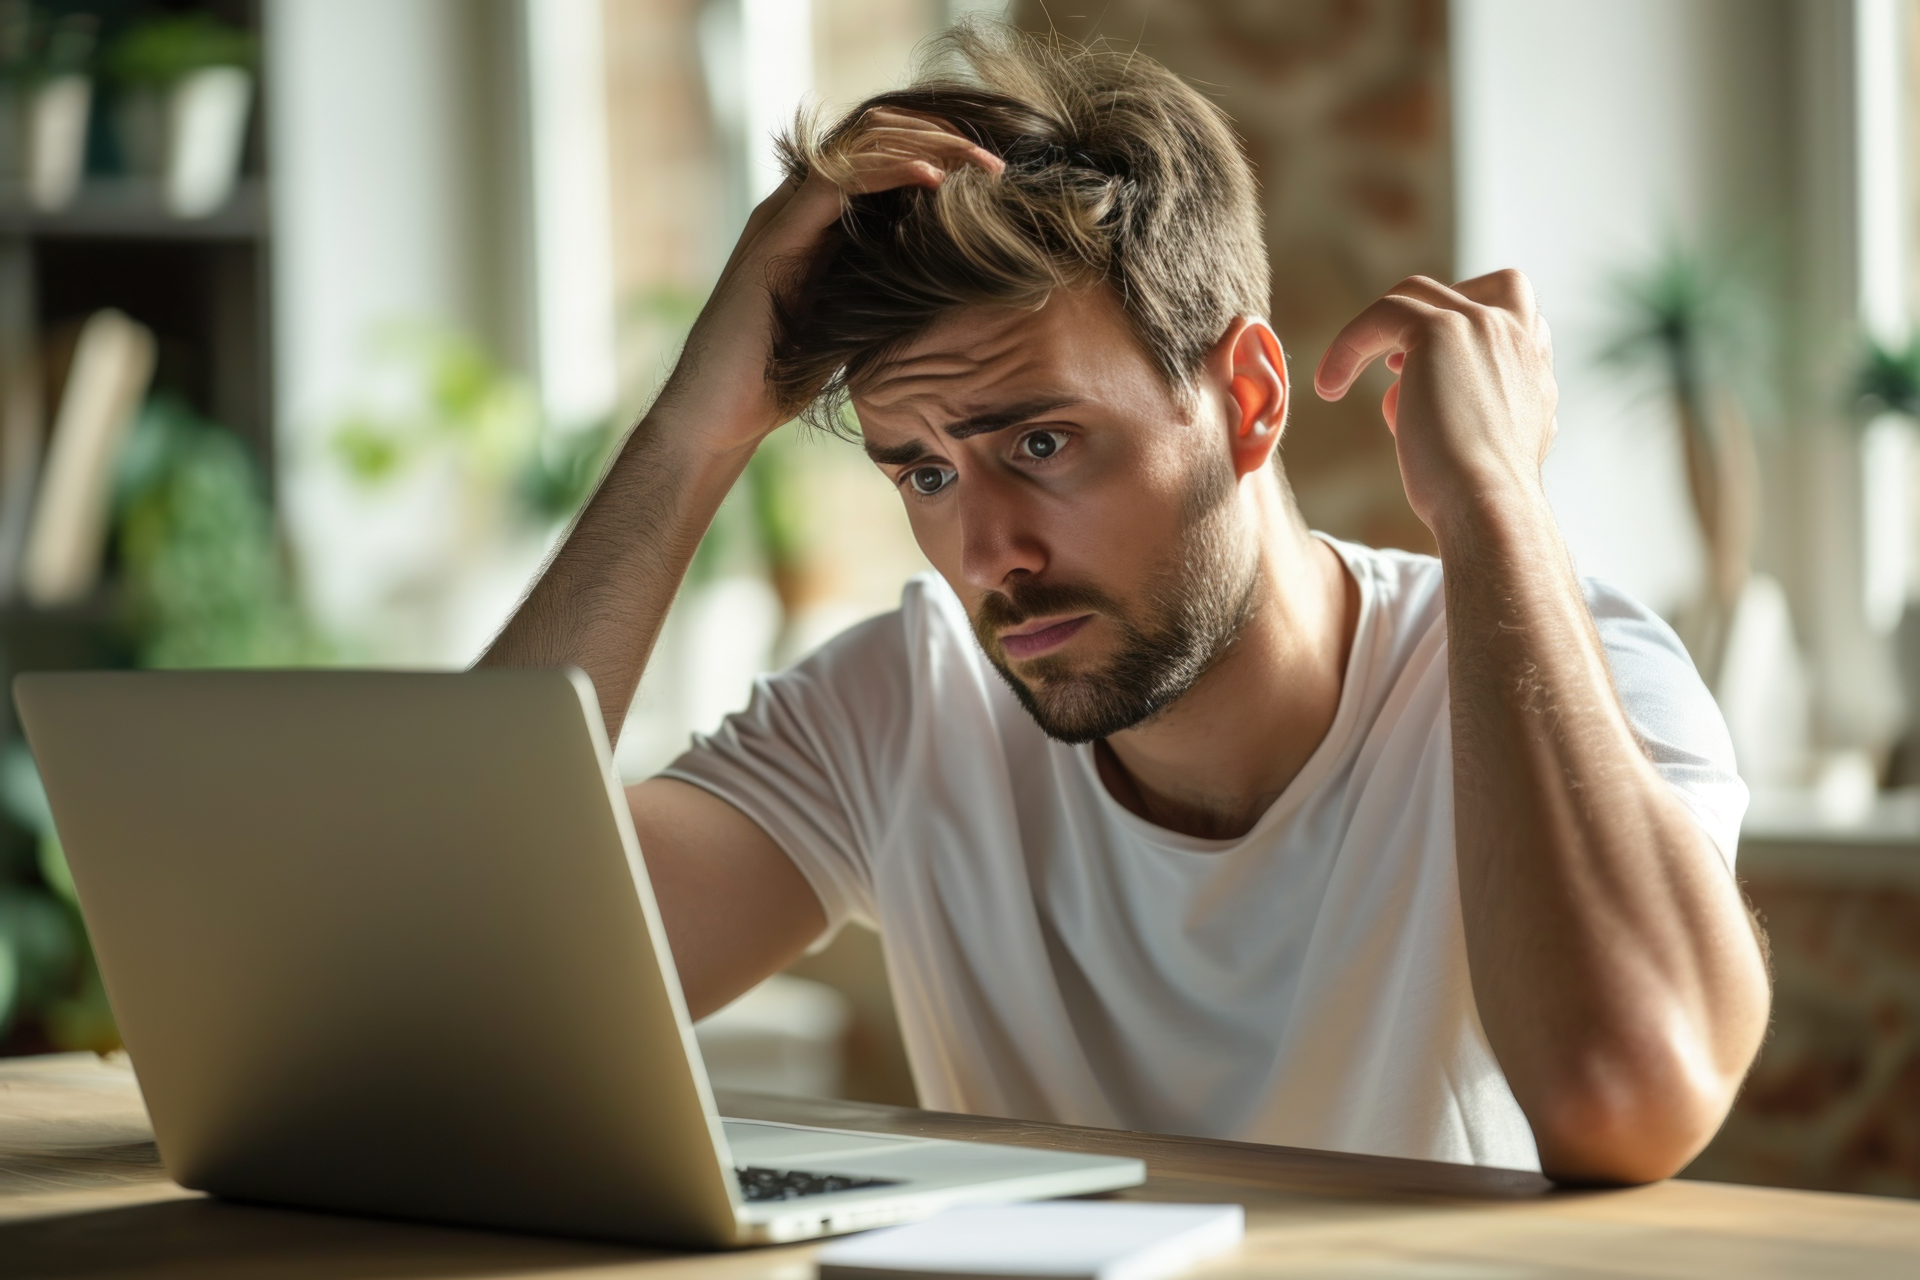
[814,1202,1245,1280]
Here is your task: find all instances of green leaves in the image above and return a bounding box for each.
[0,885,75,1037]
[0,741,95,1047]
[101,13,254,87]
[520,421,624,525]
[1857,339,1920,420]
[1598,236,1777,434]
[329,320,628,533]
[328,322,547,496]
[117,396,323,670]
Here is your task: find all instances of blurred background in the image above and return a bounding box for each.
[0,0,1916,1201]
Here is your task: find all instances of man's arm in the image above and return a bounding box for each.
[1315,270,1771,1184]
[479,112,1003,1016]
[481,113,1002,731]
[628,777,825,1020]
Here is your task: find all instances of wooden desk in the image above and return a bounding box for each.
[3,1053,1918,1278]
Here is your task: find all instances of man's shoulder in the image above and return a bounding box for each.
[1326,535,1685,660]
[1320,535,1448,650]
[1578,574,1688,649]
[1328,538,1701,725]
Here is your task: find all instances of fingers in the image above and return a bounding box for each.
[1315,289,1457,401]
[840,140,1000,192]
[717,178,805,284]
[715,110,1005,300]
[856,107,1000,165]
[1316,269,1545,401]
[832,107,1004,194]
[1452,268,1537,319]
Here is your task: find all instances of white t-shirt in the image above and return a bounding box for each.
[664,537,1746,1170]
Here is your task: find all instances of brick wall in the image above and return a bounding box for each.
[1013,0,1452,552]
[1685,851,1920,1199]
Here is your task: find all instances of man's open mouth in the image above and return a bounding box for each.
[999,614,1093,661]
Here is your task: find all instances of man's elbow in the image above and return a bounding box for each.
[1528,1065,1743,1186]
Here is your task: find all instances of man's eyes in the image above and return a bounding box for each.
[904,464,955,496]
[897,431,1070,499]
[1018,429,1066,460]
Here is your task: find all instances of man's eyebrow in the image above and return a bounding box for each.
[861,398,1081,466]
[945,397,1080,440]
[864,437,930,466]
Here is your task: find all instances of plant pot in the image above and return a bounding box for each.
[163,65,251,218]
[3,74,93,211]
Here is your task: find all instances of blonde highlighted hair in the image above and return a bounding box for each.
[768,21,1269,429]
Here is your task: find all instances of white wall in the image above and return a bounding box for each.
[270,0,502,447]
[1451,0,1789,616]
[525,0,620,427]
[268,0,616,663]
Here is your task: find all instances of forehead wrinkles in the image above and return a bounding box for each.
[856,317,1048,427]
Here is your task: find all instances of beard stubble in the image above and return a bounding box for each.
[970,452,1263,744]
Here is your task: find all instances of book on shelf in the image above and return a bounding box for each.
[17,308,156,608]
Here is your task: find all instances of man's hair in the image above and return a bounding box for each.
[768,22,1269,429]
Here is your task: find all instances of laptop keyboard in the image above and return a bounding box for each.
[735,1165,903,1202]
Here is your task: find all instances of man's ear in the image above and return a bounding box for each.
[1222,318,1288,478]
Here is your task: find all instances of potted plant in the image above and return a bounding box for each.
[0,2,98,212]
[1601,240,1822,796]
[104,12,254,218]
[1600,241,1765,687]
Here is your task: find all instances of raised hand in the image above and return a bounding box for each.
[1313,269,1558,539]
[482,108,1003,733]
[661,109,1004,451]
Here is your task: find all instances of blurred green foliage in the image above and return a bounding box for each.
[330,320,628,536]
[101,11,252,86]
[118,395,324,669]
[1598,237,1774,434]
[0,741,110,1051]
[1858,339,1920,420]
[333,323,546,488]
[521,422,624,525]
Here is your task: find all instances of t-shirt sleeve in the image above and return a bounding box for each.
[1586,578,1749,869]
[660,608,914,943]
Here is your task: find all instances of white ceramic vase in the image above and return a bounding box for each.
[164,65,251,218]
[22,74,91,211]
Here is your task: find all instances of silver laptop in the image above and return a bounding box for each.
[14,669,1144,1247]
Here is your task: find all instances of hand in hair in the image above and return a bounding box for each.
[659,109,1003,450]
[480,107,1002,738]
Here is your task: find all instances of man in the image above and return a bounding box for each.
[483,26,1769,1183]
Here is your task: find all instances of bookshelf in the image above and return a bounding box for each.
[0,0,269,618]
[0,2,269,1056]
[5,182,272,468]
[0,5,270,480]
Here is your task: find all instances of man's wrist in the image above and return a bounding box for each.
[612,400,766,490]
[1428,478,1560,565]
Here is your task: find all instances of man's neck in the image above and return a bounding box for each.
[1094,506,1359,841]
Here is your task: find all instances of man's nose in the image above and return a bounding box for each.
[957,469,1048,592]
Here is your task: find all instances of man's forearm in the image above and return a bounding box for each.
[478,409,758,739]
[1436,492,1769,1183]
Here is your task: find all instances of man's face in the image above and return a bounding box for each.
[852,287,1263,743]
